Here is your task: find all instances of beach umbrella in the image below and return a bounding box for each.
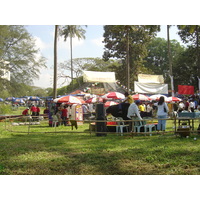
[132,94,151,101]
[46,97,53,101]
[76,96,86,104]
[29,96,40,101]
[5,97,16,101]
[166,96,182,102]
[104,101,119,107]
[53,95,83,104]
[149,94,168,101]
[13,98,25,104]
[102,92,125,99]
[85,97,103,103]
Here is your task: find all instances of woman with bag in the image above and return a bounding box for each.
[154,96,169,134]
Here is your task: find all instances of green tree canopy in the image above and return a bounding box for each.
[102,25,160,88]
[144,37,185,78]
[0,25,47,98]
[0,25,46,85]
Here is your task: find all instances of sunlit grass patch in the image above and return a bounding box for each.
[0,117,200,175]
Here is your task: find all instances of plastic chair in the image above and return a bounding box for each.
[116,117,129,136]
[133,119,144,133]
[52,115,58,127]
[143,120,156,133]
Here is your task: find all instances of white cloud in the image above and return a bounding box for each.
[91,37,104,47]
[58,36,85,50]
[34,36,51,50]
[33,71,52,88]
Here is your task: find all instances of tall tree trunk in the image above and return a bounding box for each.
[70,35,73,89]
[196,26,200,93]
[126,28,130,92]
[53,25,58,99]
[167,25,174,96]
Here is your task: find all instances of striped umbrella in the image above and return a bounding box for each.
[53,95,83,104]
[149,94,168,101]
[102,92,125,99]
[166,96,182,102]
[104,101,119,107]
[132,94,151,101]
[85,97,103,103]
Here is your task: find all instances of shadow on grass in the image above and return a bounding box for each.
[0,131,200,175]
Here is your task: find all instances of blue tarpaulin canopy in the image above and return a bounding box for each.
[14,98,25,103]
[5,97,16,101]
[29,96,40,101]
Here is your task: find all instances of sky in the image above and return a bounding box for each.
[25,25,105,88]
[1,0,197,90]
[25,25,184,89]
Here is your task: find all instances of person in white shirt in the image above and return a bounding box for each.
[178,101,185,112]
[146,103,153,117]
[88,103,94,113]
[127,100,142,120]
[154,96,169,134]
[127,100,142,132]
[189,100,195,112]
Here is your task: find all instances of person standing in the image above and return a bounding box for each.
[189,100,195,112]
[82,104,89,120]
[154,96,169,134]
[30,105,37,121]
[138,101,145,118]
[146,103,153,117]
[36,106,40,117]
[61,105,68,126]
[127,100,142,132]
[177,101,185,112]
[88,103,94,113]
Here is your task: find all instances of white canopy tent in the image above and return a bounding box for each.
[134,74,168,94]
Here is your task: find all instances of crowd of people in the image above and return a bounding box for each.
[20,91,200,132]
[106,92,200,134]
[22,104,41,121]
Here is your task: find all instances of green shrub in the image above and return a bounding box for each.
[0,104,12,115]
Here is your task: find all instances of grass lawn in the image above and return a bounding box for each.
[0,110,200,175]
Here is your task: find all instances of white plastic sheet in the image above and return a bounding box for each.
[134,81,168,94]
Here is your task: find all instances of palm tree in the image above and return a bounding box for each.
[60,25,87,88]
[167,25,175,97]
[53,25,58,99]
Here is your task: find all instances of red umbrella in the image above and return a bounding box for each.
[53,95,83,104]
[149,94,168,101]
[76,96,86,104]
[85,97,103,103]
[102,92,125,99]
[132,94,151,101]
[166,96,182,102]
[104,101,119,107]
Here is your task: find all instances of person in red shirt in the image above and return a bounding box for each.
[22,108,30,122]
[36,106,40,116]
[61,105,68,126]
[22,108,29,116]
[30,105,37,120]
